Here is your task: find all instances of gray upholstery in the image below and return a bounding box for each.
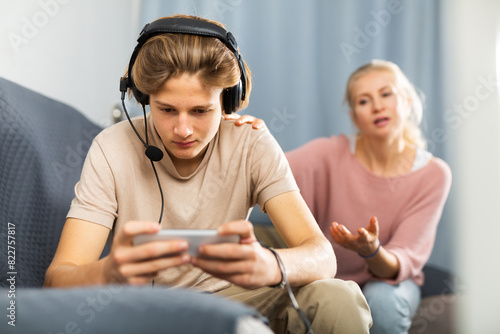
[0,77,268,333]
[0,286,267,334]
[409,265,456,334]
[0,77,102,287]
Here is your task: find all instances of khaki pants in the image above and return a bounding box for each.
[216,278,372,334]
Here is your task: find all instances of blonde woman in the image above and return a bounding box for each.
[286,60,452,333]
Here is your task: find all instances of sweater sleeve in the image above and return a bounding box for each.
[383,158,452,285]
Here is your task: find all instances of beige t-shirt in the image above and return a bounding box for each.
[68,113,298,292]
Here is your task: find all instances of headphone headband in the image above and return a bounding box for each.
[121,17,247,110]
[138,18,238,52]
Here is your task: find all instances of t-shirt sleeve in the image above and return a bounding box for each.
[249,129,299,212]
[66,137,117,229]
[285,137,336,219]
[382,158,452,284]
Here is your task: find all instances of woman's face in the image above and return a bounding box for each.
[149,73,223,172]
[350,69,410,141]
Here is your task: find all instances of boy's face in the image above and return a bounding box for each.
[149,73,223,175]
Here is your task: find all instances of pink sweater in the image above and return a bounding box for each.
[286,135,452,286]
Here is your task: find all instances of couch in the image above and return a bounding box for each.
[0,76,456,333]
[0,77,270,334]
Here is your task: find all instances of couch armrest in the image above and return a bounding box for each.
[1,286,270,334]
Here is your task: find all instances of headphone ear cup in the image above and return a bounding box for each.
[132,86,150,106]
[222,82,242,114]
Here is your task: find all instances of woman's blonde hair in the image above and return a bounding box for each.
[345,59,426,149]
[129,14,252,111]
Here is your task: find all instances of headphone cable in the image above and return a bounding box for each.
[263,244,315,334]
[141,103,165,225]
[120,97,164,225]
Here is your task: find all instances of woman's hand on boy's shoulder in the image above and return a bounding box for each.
[224,113,265,129]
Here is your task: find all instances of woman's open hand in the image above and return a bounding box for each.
[330,216,380,256]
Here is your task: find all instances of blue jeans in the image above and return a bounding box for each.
[362,280,421,334]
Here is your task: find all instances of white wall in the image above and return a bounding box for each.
[0,0,141,126]
[442,0,500,333]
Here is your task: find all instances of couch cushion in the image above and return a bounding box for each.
[0,286,268,333]
[0,78,103,287]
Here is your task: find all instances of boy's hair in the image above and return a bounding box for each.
[131,14,252,112]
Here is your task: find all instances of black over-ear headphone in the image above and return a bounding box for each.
[119,17,247,114]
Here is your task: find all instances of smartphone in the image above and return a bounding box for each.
[133,229,239,256]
